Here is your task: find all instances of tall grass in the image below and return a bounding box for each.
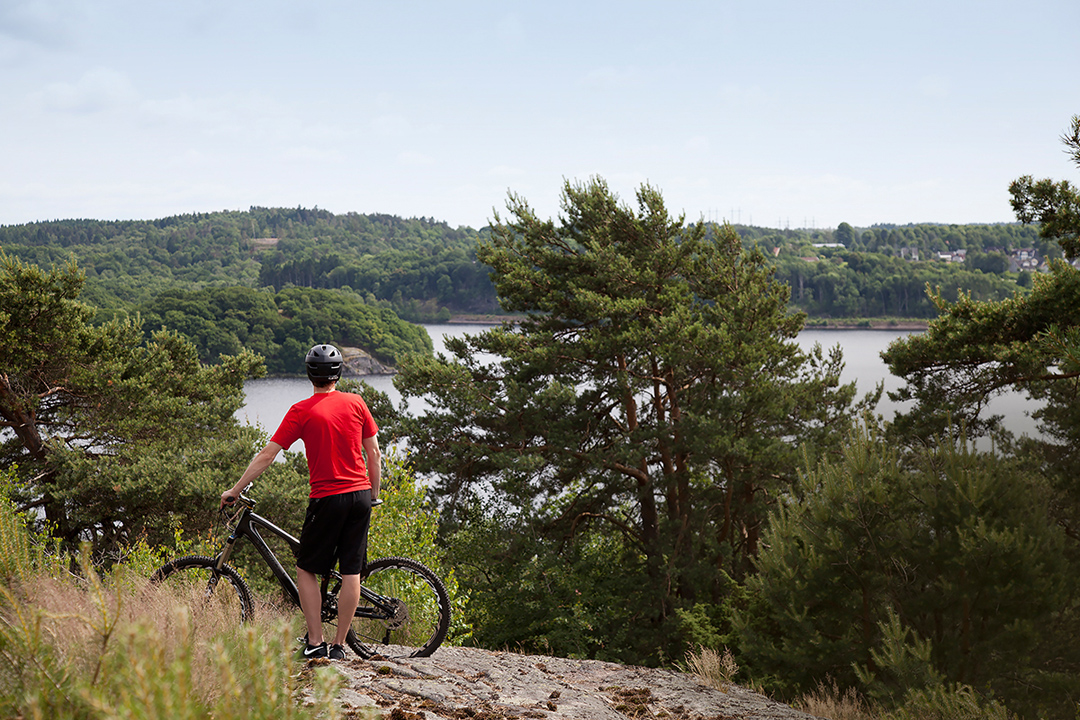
[796,679,876,720]
[0,475,361,720]
[682,645,740,692]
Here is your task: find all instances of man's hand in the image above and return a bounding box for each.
[221,482,248,508]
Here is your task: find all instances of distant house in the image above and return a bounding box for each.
[937,249,967,262]
[811,243,845,249]
[899,247,919,261]
[1009,248,1040,272]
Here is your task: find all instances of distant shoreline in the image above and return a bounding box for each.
[445,314,520,325]
[448,315,930,331]
[804,320,929,331]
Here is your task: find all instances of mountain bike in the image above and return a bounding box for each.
[149,490,450,659]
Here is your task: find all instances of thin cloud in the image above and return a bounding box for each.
[0,0,74,47]
[31,67,137,113]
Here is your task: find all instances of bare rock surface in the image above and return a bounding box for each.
[311,646,822,720]
[340,346,395,376]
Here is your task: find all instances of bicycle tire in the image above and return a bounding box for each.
[345,556,450,659]
[151,555,255,623]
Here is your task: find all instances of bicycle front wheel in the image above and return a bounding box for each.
[346,556,450,659]
[150,555,255,624]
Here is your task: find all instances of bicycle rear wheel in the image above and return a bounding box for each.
[151,555,255,624]
[346,556,450,659]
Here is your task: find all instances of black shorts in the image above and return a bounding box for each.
[295,489,372,576]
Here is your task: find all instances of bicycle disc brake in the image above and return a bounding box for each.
[383,598,408,630]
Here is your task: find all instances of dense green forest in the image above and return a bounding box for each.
[138,285,431,373]
[738,222,1046,318]
[0,207,497,325]
[0,206,1051,346]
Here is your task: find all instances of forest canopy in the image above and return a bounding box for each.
[0,206,1051,340]
[0,208,497,324]
[138,285,431,372]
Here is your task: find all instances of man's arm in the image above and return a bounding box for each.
[221,441,284,506]
[364,434,381,502]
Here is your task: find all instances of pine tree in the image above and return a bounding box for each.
[395,178,870,658]
[738,425,1075,717]
[0,253,266,552]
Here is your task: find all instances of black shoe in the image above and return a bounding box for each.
[301,641,328,659]
[328,644,347,660]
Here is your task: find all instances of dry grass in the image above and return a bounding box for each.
[685,649,882,719]
[684,645,740,692]
[15,566,295,702]
[795,679,877,720]
[2,557,354,719]
[0,486,357,719]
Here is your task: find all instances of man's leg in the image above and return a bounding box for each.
[333,573,361,646]
[297,566,325,644]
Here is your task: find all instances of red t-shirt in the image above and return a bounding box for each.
[270,390,379,498]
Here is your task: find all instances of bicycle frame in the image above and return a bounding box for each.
[216,497,395,621]
[217,500,304,607]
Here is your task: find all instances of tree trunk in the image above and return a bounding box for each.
[0,373,49,464]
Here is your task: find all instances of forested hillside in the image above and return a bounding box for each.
[138,285,431,373]
[0,207,1050,333]
[734,221,1047,318]
[0,207,497,323]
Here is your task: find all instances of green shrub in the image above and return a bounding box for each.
[0,466,35,583]
[371,448,468,645]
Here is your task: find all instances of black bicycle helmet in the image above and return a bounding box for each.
[305,344,343,383]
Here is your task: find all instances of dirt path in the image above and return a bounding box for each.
[311,646,823,720]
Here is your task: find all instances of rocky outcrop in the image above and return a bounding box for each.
[310,646,822,720]
[340,346,395,376]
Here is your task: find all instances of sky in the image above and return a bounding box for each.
[1,1,1078,232]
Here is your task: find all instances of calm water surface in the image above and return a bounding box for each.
[238,325,1041,444]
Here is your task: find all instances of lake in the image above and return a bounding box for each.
[237,325,1042,448]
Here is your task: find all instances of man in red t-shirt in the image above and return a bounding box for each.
[222,344,381,661]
